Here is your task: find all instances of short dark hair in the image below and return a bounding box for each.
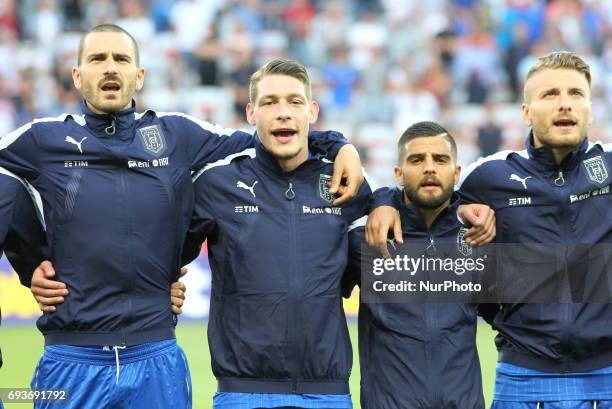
[250,58,311,102]
[397,121,457,164]
[77,24,140,66]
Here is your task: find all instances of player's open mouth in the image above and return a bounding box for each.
[553,119,577,128]
[420,180,441,190]
[101,82,121,92]
[272,129,297,143]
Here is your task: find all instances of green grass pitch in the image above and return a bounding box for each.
[0,321,498,409]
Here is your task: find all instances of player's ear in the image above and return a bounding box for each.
[309,100,319,124]
[135,68,145,92]
[72,67,82,91]
[521,102,531,126]
[246,102,256,126]
[454,165,461,185]
[394,166,403,186]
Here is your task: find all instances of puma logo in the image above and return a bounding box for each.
[510,174,532,189]
[65,136,87,154]
[237,180,258,198]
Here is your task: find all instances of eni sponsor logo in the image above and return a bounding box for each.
[302,205,341,216]
[569,184,610,204]
[128,157,169,168]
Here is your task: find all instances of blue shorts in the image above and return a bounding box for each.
[30,339,191,409]
[494,363,612,402]
[491,401,612,409]
[212,392,353,408]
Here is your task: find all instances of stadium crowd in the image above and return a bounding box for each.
[2,0,612,185]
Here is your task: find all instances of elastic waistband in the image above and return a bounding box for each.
[43,327,175,347]
[44,339,177,365]
[217,378,350,395]
[499,349,612,372]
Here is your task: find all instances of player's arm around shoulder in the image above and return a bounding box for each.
[158,112,254,171]
[457,161,497,245]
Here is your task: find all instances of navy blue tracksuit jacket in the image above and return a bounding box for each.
[345,192,492,409]
[182,141,372,395]
[0,101,347,347]
[458,135,612,372]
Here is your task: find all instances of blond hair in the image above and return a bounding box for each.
[526,51,591,85]
[249,59,311,103]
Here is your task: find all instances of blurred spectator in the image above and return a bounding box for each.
[195,24,222,86]
[62,0,85,31]
[224,49,256,126]
[169,0,223,70]
[150,0,173,32]
[232,0,264,37]
[0,0,18,38]
[30,0,62,45]
[322,47,359,114]
[477,102,504,157]
[346,9,388,71]
[310,1,350,53]
[504,21,531,100]
[84,0,119,28]
[116,0,155,44]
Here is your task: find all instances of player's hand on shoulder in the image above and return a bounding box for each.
[331,145,364,206]
[30,260,68,313]
[459,204,496,245]
[366,206,403,258]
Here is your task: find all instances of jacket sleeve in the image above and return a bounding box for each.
[0,122,41,180]
[4,183,48,287]
[473,238,499,325]
[181,171,218,265]
[456,162,490,205]
[307,130,348,159]
[369,186,403,211]
[342,225,366,298]
[0,173,47,287]
[342,172,373,222]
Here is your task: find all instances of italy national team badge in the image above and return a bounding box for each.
[583,156,608,185]
[318,174,334,203]
[457,227,472,257]
[138,125,167,156]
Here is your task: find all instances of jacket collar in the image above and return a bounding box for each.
[399,192,461,234]
[80,100,137,140]
[526,131,589,171]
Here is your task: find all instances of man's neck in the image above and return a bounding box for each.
[85,100,131,115]
[532,135,582,165]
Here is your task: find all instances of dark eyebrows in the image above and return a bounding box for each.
[87,52,107,61]
[86,52,132,62]
[405,152,451,161]
[432,153,451,160]
[539,87,559,97]
[113,52,132,61]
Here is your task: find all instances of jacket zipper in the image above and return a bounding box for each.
[105,115,116,136]
[118,167,133,346]
[285,178,300,392]
[553,168,572,371]
[425,219,442,407]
